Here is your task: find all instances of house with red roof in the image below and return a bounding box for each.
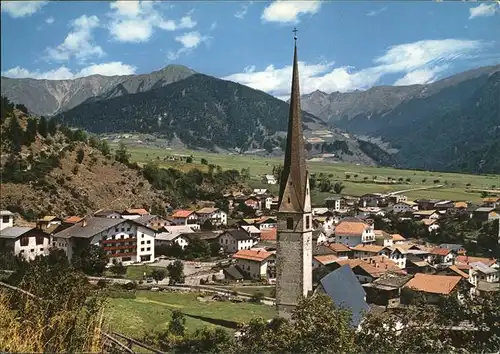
[171,210,200,229]
[334,219,375,247]
[232,249,275,279]
[428,247,457,265]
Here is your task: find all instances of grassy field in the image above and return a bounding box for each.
[226,286,275,298]
[112,143,500,204]
[104,265,166,281]
[106,291,274,337]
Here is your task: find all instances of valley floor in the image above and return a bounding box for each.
[114,143,500,204]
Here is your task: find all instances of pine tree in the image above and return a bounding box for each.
[38,116,48,138]
[25,118,38,143]
[47,118,57,136]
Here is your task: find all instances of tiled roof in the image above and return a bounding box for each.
[172,210,194,218]
[350,244,386,253]
[314,254,339,266]
[391,233,406,241]
[335,220,369,235]
[326,243,351,253]
[430,247,452,256]
[125,208,149,215]
[260,228,277,241]
[455,256,497,268]
[0,210,14,216]
[470,262,497,274]
[94,209,120,217]
[374,230,391,240]
[232,249,272,262]
[447,265,470,279]
[64,216,83,223]
[197,207,219,214]
[223,229,253,241]
[53,217,125,239]
[404,273,462,295]
[39,215,58,222]
[335,256,403,278]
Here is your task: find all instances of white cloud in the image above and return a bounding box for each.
[261,0,321,24]
[235,3,250,19]
[45,17,54,24]
[224,39,488,98]
[108,1,197,43]
[366,7,387,17]
[2,61,137,80]
[46,15,104,63]
[1,1,48,18]
[468,3,498,19]
[167,31,210,60]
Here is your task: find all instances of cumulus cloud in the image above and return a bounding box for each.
[167,31,210,60]
[468,3,498,19]
[46,15,104,63]
[108,0,196,43]
[1,1,48,18]
[224,39,488,99]
[2,62,137,80]
[261,0,322,24]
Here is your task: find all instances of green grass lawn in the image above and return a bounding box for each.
[112,143,500,204]
[105,265,167,281]
[105,290,275,337]
[225,286,276,298]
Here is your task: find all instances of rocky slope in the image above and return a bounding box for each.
[0,110,170,219]
[0,65,194,116]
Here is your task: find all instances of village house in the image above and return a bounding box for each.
[121,208,150,220]
[468,262,499,286]
[472,207,500,222]
[392,201,418,214]
[52,217,157,265]
[388,195,408,205]
[350,244,391,259]
[359,193,387,208]
[312,254,339,270]
[171,210,200,228]
[335,219,375,247]
[330,256,405,284]
[363,272,414,308]
[196,207,227,226]
[0,225,51,261]
[134,215,171,230]
[232,249,275,279]
[428,247,457,265]
[413,209,440,220]
[240,216,277,230]
[0,210,15,230]
[402,273,466,304]
[415,199,441,210]
[261,174,277,185]
[240,225,261,239]
[434,265,470,279]
[36,216,63,231]
[313,229,328,246]
[324,196,347,211]
[482,197,500,208]
[374,230,393,247]
[392,233,406,245]
[439,243,466,255]
[405,254,434,274]
[455,255,498,270]
[421,218,440,232]
[94,210,122,219]
[155,225,194,249]
[218,229,256,253]
[315,243,352,259]
[313,216,337,240]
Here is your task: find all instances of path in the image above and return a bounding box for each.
[385,184,444,196]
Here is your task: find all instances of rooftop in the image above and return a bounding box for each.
[260,228,277,241]
[222,229,253,241]
[0,210,14,216]
[314,254,339,266]
[335,220,370,236]
[124,208,149,215]
[404,273,462,295]
[0,227,33,239]
[197,207,220,214]
[232,249,272,262]
[53,217,125,239]
[172,209,195,218]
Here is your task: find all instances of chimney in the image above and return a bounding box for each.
[81,219,87,227]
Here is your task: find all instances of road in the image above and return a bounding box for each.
[385,184,444,196]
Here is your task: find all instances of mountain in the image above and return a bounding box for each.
[52,73,384,164]
[299,65,500,173]
[300,65,500,130]
[0,65,195,116]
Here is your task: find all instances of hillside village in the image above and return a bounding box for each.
[2,187,499,306]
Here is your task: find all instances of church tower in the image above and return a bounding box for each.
[276,29,313,317]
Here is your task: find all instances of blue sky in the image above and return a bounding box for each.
[1,1,499,99]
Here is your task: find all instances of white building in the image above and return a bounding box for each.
[335,220,375,247]
[0,210,14,230]
[232,249,275,279]
[196,207,227,226]
[218,230,256,253]
[155,225,194,249]
[240,225,261,239]
[171,210,200,228]
[262,175,277,185]
[469,262,500,286]
[0,226,51,261]
[393,201,418,214]
[52,217,156,266]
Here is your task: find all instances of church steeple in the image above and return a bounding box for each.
[278,28,308,212]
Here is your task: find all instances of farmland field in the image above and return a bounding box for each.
[111,143,500,204]
[105,290,275,337]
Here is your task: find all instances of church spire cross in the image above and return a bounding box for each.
[293,27,298,41]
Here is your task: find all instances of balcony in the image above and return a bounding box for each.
[103,245,136,252]
[109,251,137,258]
[101,238,137,244]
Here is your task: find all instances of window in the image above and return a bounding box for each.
[122,257,132,262]
[40,248,44,252]
[20,237,29,247]
[2,216,10,223]
[115,228,118,232]
[287,218,294,230]
[30,249,35,253]
[141,241,145,245]
[287,197,291,203]
[141,248,144,252]
[146,240,151,244]
[306,216,310,230]
[147,247,150,251]
[121,228,125,232]
[127,227,131,231]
